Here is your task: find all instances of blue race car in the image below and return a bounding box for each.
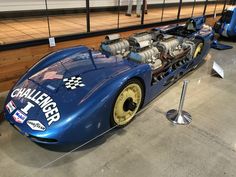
[214,6,236,37]
[3,17,214,147]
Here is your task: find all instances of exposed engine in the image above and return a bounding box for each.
[100,30,196,71]
[129,46,162,70]
[129,32,153,45]
[157,35,195,59]
[128,32,162,70]
[100,34,130,56]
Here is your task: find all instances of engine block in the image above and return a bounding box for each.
[129,46,162,70]
[157,35,195,59]
[100,34,130,56]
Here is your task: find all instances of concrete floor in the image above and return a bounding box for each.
[1,40,236,177]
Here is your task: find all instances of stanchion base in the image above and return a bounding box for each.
[166,109,192,125]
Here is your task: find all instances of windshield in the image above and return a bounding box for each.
[29,61,66,92]
[62,51,95,72]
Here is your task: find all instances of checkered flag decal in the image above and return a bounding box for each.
[63,76,85,90]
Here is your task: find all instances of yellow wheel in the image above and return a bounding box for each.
[193,42,204,58]
[112,79,143,126]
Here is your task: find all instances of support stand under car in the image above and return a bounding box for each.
[166,80,192,125]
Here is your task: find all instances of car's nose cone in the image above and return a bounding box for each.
[4,77,64,135]
[4,97,61,144]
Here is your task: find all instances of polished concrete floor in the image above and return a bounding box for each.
[0,40,236,177]
[0,3,225,45]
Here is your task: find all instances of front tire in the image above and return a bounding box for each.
[111,79,144,127]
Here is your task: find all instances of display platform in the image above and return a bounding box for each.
[0,40,236,177]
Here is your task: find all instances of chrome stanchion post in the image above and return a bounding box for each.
[178,80,188,114]
[166,80,192,125]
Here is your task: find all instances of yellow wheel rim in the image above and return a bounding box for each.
[113,83,142,126]
[193,43,203,58]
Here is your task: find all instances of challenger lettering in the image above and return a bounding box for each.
[11,88,60,126]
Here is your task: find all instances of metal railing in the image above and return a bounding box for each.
[0,0,232,51]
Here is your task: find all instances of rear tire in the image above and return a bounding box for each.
[192,39,204,70]
[193,40,204,59]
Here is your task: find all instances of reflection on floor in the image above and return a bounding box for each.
[0,40,236,177]
[0,4,225,45]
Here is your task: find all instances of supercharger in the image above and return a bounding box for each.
[100,34,130,56]
[128,33,162,70]
[157,35,195,59]
[129,32,153,46]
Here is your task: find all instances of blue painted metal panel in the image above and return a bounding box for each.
[215,7,236,37]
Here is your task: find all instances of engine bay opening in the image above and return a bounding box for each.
[100,18,208,85]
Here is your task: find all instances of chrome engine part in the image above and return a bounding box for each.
[182,39,196,59]
[100,34,130,56]
[129,32,153,44]
[127,32,162,70]
[157,35,183,57]
[136,40,151,49]
[129,31,161,49]
[157,35,195,58]
[105,34,121,41]
[129,45,162,70]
